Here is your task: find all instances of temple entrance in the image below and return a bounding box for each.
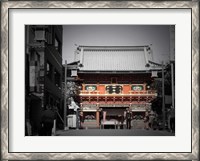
[100,107,127,129]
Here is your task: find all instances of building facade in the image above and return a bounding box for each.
[25,25,63,135]
[67,45,160,129]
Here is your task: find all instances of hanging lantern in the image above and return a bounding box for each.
[71,69,77,77]
[151,71,158,78]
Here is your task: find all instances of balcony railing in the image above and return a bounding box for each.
[80,90,157,96]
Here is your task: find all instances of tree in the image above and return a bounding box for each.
[63,81,80,104]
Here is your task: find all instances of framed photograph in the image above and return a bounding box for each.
[1,1,199,160]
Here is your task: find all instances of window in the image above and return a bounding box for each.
[55,37,58,48]
[46,62,52,80]
[34,30,46,41]
[55,36,61,54]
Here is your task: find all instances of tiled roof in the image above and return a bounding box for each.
[75,46,155,72]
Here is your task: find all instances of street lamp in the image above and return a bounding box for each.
[149,60,165,130]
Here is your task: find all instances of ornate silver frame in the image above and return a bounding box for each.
[1,1,199,160]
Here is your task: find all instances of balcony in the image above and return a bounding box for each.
[80,90,157,97]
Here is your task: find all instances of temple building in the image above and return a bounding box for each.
[67,45,161,129]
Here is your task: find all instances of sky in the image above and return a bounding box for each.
[62,25,172,64]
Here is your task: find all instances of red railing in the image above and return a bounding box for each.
[80,90,157,95]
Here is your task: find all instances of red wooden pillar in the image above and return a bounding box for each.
[96,111,99,128]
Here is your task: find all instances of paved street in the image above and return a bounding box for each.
[56,129,174,136]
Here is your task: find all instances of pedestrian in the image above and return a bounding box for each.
[79,112,84,128]
[126,110,132,129]
[72,98,80,129]
[117,114,124,129]
[41,105,56,136]
[152,111,158,130]
[149,110,156,129]
[169,106,175,133]
[120,114,125,129]
[167,108,171,131]
[144,110,149,130]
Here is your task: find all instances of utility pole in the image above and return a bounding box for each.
[171,62,175,108]
[64,60,68,130]
[149,60,165,130]
[162,61,165,130]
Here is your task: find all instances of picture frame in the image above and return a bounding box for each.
[1,0,199,160]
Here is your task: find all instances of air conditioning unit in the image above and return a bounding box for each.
[34,30,46,41]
